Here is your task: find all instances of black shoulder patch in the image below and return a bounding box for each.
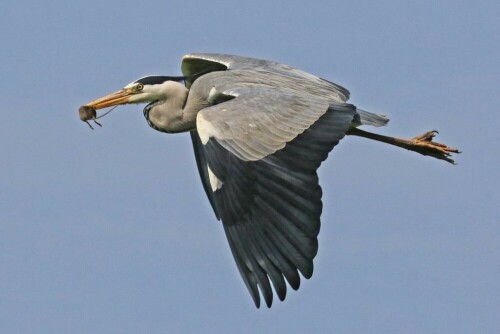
[134,76,185,85]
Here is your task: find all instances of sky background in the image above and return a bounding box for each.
[1,0,499,333]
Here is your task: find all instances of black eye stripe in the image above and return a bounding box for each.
[134,76,185,85]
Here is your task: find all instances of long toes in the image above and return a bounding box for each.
[410,130,461,164]
[413,130,438,142]
[428,145,460,164]
[425,141,460,154]
[437,155,456,165]
[444,146,461,154]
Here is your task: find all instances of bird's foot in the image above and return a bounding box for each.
[345,128,461,164]
[403,130,461,164]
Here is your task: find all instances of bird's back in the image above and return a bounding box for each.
[183,53,350,104]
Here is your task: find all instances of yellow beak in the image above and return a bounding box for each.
[85,89,132,110]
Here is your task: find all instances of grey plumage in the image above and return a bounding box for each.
[180,54,374,306]
[353,109,389,127]
[83,53,459,308]
[193,103,355,307]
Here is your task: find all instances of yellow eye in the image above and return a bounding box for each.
[136,83,144,91]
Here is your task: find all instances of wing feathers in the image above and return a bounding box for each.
[196,87,329,162]
[190,104,356,307]
[185,54,357,307]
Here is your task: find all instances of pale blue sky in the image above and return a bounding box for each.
[1,1,499,333]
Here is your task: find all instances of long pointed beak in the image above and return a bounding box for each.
[85,89,132,110]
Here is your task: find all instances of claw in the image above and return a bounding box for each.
[409,130,461,164]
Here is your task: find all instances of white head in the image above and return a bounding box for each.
[85,76,187,110]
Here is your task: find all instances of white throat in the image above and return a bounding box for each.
[143,81,191,133]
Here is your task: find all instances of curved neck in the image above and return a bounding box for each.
[145,82,195,133]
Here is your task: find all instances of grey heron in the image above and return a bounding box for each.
[81,53,459,308]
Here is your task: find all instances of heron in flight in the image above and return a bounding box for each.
[81,53,459,308]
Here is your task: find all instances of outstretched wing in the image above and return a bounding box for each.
[192,106,356,307]
[196,86,331,161]
[181,53,350,101]
[184,54,356,307]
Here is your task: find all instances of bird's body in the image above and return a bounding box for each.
[143,54,352,134]
[83,53,459,308]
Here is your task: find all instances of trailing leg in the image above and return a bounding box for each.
[346,128,461,164]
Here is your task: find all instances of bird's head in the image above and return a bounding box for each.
[85,76,186,110]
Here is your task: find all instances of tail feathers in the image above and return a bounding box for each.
[354,109,389,127]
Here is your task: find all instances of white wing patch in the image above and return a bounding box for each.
[197,112,221,145]
[207,86,218,104]
[207,164,223,192]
